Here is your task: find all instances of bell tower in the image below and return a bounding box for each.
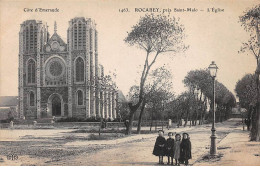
[67,17,99,118]
[18,20,48,119]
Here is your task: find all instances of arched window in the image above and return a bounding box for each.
[77,90,83,106]
[29,91,35,106]
[27,59,36,84]
[75,57,84,82]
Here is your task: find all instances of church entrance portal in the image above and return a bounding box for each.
[51,96,61,116]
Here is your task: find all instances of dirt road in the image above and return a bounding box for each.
[0,118,259,166]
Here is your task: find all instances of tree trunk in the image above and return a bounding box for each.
[218,106,221,123]
[192,113,196,126]
[249,106,253,131]
[195,110,198,126]
[200,98,206,125]
[204,98,208,123]
[252,19,260,141]
[126,110,135,135]
[198,92,203,125]
[256,103,260,141]
[184,109,189,127]
[251,106,257,141]
[207,100,213,123]
[150,110,153,132]
[178,112,183,127]
[221,107,224,122]
[179,117,182,126]
[200,99,206,125]
[177,112,180,128]
[137,99,146,134]
[126,97,143,135]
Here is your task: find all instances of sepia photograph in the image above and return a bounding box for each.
[0,0,259,166]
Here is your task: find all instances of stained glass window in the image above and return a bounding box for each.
[28,59,36,84]
[49,61,63,76]
[77,90,83,105]
[75,57,84,82]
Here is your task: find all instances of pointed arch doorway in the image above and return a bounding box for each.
[47,93,64,117]
[52,96,61,116]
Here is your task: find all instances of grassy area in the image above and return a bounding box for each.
[71,128,125,134]
[71,127,160,135]
[63,133,126,141]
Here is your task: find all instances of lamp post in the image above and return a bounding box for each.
[208,61,218,156]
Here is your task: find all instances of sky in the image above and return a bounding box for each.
[0,0,258,99]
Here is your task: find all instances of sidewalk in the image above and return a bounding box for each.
[194,126,260,166]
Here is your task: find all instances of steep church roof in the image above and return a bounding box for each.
[48,32,67,46]
[44,21,67,52]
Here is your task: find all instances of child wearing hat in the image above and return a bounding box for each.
[165,132,175,165]
[152,130,166,164]
[180,132,192,166]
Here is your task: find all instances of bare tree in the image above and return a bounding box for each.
[124,14,188,135]
[128,66,173,134]
[137,66,173,133]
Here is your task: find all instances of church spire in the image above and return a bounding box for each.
[54,21,57,33]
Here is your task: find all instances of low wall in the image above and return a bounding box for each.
[53,122,125,128]
[0,120,170,129]
[0,122,125,129]
[0,123,10,128]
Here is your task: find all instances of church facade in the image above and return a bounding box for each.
[18,17,118,120]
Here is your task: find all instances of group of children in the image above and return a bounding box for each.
[152,130,192,166]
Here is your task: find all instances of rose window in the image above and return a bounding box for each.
[49,61,63,76]
[45,57,66,80]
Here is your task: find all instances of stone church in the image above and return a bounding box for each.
[18,17,118,120]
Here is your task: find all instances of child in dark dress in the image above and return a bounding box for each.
[153,130,166,164]
[165,132,175,165]
[180,133,192,166]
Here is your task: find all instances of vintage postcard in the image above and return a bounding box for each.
[0,0,259,166]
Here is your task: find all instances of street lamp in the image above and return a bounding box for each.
[208,61,218,156]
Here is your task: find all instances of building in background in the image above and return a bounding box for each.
[0,96,18,120]
[231,102,246,118]
[18,17,118,120]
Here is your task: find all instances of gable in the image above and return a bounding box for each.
[44,33,67,53]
